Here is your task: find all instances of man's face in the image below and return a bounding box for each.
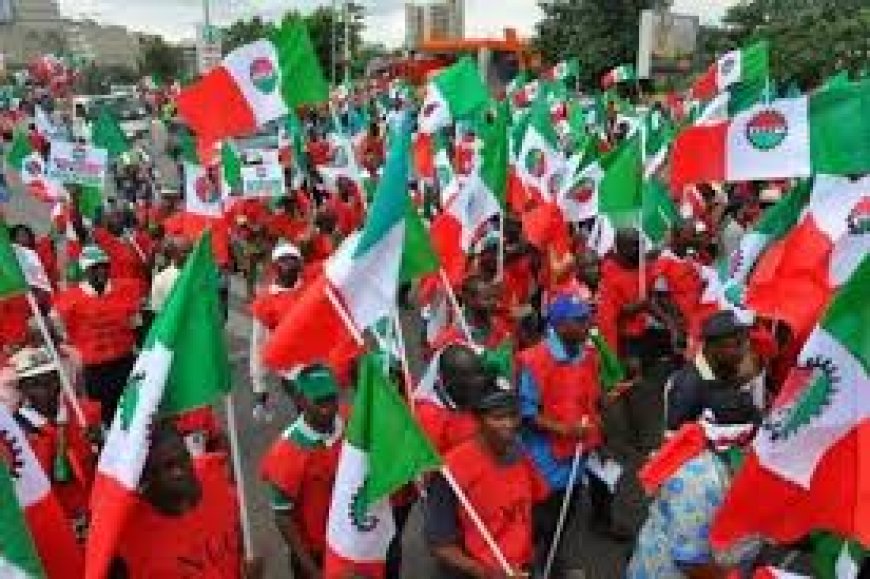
[301,394,339,434]
[554,318,590,352]
[85,262,110,290]
[478,247,498,274]
[705,332,750,373]
[19,372,61,418]
[479,407,520,457]
[142,432,199,509]
[466,281,499,315]
[274,256,301,286]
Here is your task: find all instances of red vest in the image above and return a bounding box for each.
[53,280,140,365]
[260,435,340,554]
[518,342,603,459]
[415,400,478,455]
[596,258,652,352]
[117,455,241,578]
[94,228,150,294]
[445,439,548,572]
[250,286,301,330]
[0,294,30,349]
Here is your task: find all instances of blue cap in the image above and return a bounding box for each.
[547,294,592,326]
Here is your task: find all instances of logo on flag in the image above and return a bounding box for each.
[765,357,838,442]
[548,171,563,199]
[525,148,547,178]
[436,166,451,189]
[568,177,596,203]
[250,57,278,94]
[71,144,88,162]
[349,486,379,532]
[24,158,42,178]
[0,428,25,478]
[720,55,736,77]
[746,109,788,151]
[422,101,439,119]
[846,197,870,235]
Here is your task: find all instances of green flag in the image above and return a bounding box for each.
[177,129,199,165]
[272,18,329,107]
[641,178,681,245]
[0,220,27,299]
[91,107,130,159]
[598,135,643,225]
[590,330,625,393]
[0,462,45,578]
[153,231,232,415]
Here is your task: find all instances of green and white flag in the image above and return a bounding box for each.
[418,57,490,134]
[543,58,580,83]
[90,107,130,160]
[221,141,243,192]
[324,127,438,331]
[601,64,636,89]
[0,220,27,299]
[0,456,45,578]
[86,232,231,579]
[515,102,564,201]
[324,354,441,574]
[5,132,65,202]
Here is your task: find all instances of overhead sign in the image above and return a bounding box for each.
[638,10,699,78]
[47,141,108,188]
[197,24,223,75]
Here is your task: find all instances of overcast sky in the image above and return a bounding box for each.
[57,0,737,45]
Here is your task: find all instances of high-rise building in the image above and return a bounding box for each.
[405,0,464,48]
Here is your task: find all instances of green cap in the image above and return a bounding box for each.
[295,365,339,401]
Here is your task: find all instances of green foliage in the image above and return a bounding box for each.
[533,0,667,89]
[706,0,870,89]
[138,36,184,84]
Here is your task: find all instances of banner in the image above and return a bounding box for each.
[183,163,229,218]
[47,141,107,188]
[241,162,285,198]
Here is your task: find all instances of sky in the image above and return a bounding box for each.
[57,0,737,46]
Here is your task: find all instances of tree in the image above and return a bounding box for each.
[302,6,364,83]
[533,0,666,89]
[138,35,184,84]
[221,16,282,55]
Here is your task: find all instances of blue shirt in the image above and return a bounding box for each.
[518,328,587,490]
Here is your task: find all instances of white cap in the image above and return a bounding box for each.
[271,241,301,262]
[10,347,58,380]
[78,245,109,270]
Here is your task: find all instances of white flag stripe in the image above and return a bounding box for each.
[0,407,50,507]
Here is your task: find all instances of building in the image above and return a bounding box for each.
[405,0,464,48]
[62,20,143,70]
[0,0,66,67]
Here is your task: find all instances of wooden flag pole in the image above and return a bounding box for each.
[224,393,255,560]
[25,291,87,427]
[438,268,474,344]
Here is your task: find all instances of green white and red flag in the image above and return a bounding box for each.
[600,64,635,89]
[690,41,769,102]
[670,82,870,190]
[176,19,327,142]
[710,254,870,551]
[418,57,490,135]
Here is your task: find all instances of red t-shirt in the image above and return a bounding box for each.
[415,401,478,455]
[445,438,549,572]
[250,286,301,330]
[0,294,31,349]
[93,228,152,294]
[53,280,141,365]
[117,454,241,579]
[596,257,653,352]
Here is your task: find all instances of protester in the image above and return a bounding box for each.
[424,383,549,578]
[260,365,343,578]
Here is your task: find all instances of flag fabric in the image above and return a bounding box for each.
[176,19,328,142]
[640,178,680,246]
[597,134,643,224]
[324,355,441,577]
[0,219,27,299]
[556,142,604,223]
[812,534,865,579]
[5,131,65,203]
[670,82,870,189]
[745,174,870,340]
[12,245,52,293]
[418,57,490,135]
[221,141,243,192]
[86,233,231,579]
[710,255,870,551]
[0,460,45,578]
[0,407,83,578]
[263,128,437,373]
[184,163,227,218]
[90,107,129,159]
[601,64,636,89]
[690,41,770,102]
[515,103,564,202]
[590,330,625,393]
[542,59,580,83]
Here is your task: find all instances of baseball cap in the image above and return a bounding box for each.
[271,241,302,262]
[294,365,339,402]
[78,245,109,270]
[701,310,748,341]
[10,347,58,381]
[548,294,592,326]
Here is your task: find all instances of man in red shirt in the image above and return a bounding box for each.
[424,383,549,578]
[260,365,343,578]
[111,421,254,578]
[52,245,142,424]
[250,241,304,421]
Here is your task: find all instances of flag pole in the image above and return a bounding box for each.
[496,211,505,283]
[391,308,416,411]
[25,291,87,427]
[542,439,584,579]
[224,393,255,561]
[440,465,514,576]
[438,268,473,344]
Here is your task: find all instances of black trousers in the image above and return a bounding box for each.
[533,485,582,578]
[83,354,136,425]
